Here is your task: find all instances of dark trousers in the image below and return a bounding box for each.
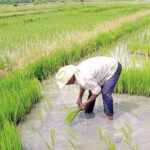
[85,62,122,116]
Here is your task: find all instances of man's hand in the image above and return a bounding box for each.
[76,98,82,108]
[81,102,89,110]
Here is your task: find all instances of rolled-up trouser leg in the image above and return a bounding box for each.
[85,90,96,113]
[101,63,122,116]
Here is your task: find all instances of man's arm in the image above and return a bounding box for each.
[82,93,113,120]
[76,87,85,107]
[81,94,98,110]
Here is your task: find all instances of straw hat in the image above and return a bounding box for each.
[56,65,76,89]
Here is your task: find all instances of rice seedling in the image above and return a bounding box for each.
[127,29,150,57]
[121,122,140,150]
[68,139,79,150]
[121,122,133,140]
[0,3,149,70]
[50,128,55,146]
[30,124,43,138]
[0,121,23,150]
[115,59,150,96]
[44,102,52,121]
[148,121,150,127]
[64,107,80,124]
[60,104,73,112]
[36,109,43,121]
[43,128,55,150]
[65,127,77,139]
[30,125,55,150]
[98,127,117,150]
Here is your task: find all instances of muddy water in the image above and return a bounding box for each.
[18,29,150,150]
[18,77,150,150]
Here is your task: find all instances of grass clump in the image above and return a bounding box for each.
[128,29,150,57]
[65,127,77,139]
[121,122,140,150]
[115,60,150,96]
[0,121,22,150]
[98,127,117,150]
[64,107,80,124]
[68,139,79,150]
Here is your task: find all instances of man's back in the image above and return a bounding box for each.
[76,56,118,86]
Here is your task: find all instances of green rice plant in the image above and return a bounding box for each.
[121,122,140,150]
[64,107,80,124]
[0,121,23,150]
[0,3,149,70]
[121,122,133,140]
[65,127,77,139]
[36,109,43,121]
[50,128,55,146]
[44,128,55,150]
[0,57,8,69]
[68,139,79,150]
[98,127,117,150]
[115,60,150,96]
[0,77,41,124]
[44,101,52,121]
[149,121,150,126]
[128,29,150,57]
[60,104,73,112]
[30,124,43,138]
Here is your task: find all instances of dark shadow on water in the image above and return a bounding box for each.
[114,101,139,111]
[114,101,139,119]
[78,111,96,119]
[72,101,139,124]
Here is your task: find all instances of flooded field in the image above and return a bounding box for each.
[1,2,150,149]
[18,29,150,150]
[18,77,150,150]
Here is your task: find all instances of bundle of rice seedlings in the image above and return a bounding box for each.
[64,107,80,124]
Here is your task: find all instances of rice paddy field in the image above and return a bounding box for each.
[0,0,150,150]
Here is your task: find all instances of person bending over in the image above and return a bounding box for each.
[56,56,122,120]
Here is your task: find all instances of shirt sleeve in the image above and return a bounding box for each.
[86,79,101,95]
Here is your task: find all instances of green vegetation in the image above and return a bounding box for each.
[128,30,150,57]
[68,138,79,150]
[121,122,140,150]
[0,12,149,149]
[116,60,150,96]
[0,3,149,69]
[64,107,80,124]
[45,128,55,150]
[65,127,78,139]
[98,127,116,150]
[0,2,150,149]
[1,5,143,52]
[31,126,55,150]
[0,121,22,150]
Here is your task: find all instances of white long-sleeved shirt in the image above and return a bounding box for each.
[74,56,118,95]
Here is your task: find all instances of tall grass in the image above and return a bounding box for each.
[64,107,80,124]
[121,122,140,150]
[0,4,149,55]
[0,121,22,150]
[115,60,150,96]
[98,127,116,150]
[0,75,41,124]
[128,29,150,57]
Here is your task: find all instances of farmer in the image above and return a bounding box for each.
[56,56,122,120]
